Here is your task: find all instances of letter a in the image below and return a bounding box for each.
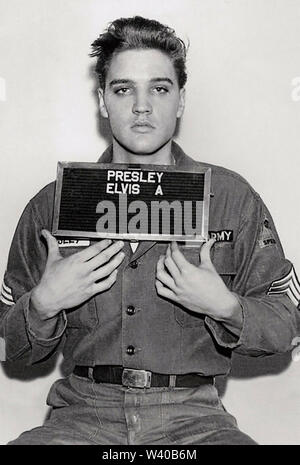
[96,200,116,232]
[154,185,163,196]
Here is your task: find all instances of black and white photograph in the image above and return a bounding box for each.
[0,0,300,447]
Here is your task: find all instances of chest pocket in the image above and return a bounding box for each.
[58,244,99,329]
[174,244,236,327]
[211,243,236,284]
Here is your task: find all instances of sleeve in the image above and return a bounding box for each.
[0,199,66,365]
[205,192,300,356]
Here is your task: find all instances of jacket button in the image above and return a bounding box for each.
[126,345,135,355]
[130,261,138,269]
[127,305,135,315]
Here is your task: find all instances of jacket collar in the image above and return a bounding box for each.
[97,140,200,171]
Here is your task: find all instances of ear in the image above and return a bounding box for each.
[98,88,109,119]
[176,87,185,118]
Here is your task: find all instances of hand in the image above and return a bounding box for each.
[31,230,125,320]
[155,240,242,326]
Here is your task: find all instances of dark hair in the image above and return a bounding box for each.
[90,16,187,89]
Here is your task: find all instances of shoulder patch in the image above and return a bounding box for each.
[0,280,15,306]
[268,266,300,307]
[258,217,276,248]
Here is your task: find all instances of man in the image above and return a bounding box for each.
[1,16,299,445]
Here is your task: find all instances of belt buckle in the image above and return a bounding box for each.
[122,368,152,388]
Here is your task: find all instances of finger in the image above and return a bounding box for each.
[170,241,189,272]
[41,230,61,262]
[76,239,113,262]
[155,280,179,302]
[164,245,181,282]
[91,251,125,282]
[90,269,118,295]
[85,240,125,270]
[166,244,174,259]
[156,256,177,291]
[200,238,216,265]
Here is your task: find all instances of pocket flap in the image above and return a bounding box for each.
[211,244,236,275]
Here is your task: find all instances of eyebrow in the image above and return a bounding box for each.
[150,78,174,85]
[109,77,174,87]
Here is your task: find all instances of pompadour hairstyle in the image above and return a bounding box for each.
[90,16,187,89]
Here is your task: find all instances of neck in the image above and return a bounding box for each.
[112,139,174,165]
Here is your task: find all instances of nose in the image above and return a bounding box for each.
[132,90,152,115]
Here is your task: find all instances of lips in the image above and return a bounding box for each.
[131,121,155,133]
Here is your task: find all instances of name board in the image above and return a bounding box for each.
[52,162,211,242]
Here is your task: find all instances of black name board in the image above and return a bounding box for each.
[52,162,211,242]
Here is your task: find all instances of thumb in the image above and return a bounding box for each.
[41,229,61,263]
[199,238,216,267]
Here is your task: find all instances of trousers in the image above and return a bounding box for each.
[9,373,257,445]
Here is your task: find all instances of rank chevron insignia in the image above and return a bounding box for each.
[268,266,300,307]
[0,281,15,306]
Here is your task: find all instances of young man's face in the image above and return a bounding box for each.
[99,49,185,156]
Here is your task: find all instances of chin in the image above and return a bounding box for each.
[130,146,160,155]
[121,138,170,156]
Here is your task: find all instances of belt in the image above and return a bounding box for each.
[73,365,214,389]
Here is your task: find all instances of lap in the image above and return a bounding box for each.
[8,425,98,445]
[8,375,258,445]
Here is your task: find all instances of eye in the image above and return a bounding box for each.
[153,86,169,94]
[115,87,131,95]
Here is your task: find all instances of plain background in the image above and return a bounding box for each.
[0,0,299,445]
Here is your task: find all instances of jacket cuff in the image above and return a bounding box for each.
[228,294,291,353]
[24,292,67,346]
[205,295,246,349]
[2,292,32,361]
